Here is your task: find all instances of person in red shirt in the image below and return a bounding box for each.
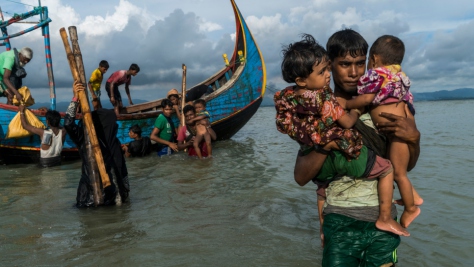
[105,63,140,116]
[177,104,216,158]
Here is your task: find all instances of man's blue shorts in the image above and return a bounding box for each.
[157,146,174,157]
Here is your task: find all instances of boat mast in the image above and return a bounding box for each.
[0,7,11,51]
[40,2,56,110]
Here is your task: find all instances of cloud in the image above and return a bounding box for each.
[3,0,474,105]
[78,0,156,37]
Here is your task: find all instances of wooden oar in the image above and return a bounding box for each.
[59,28,112,194]
[180,64,187,126]
[67,26,102,206]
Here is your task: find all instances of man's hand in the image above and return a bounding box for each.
[169,142,178,152]
[15,92,23,103]
[110,96,116,105]
[186,137,195,147]
[377,104,419,144]
[73,80,85,98]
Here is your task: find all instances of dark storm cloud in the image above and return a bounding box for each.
[12,7,235,102]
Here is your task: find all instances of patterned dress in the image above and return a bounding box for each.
[274,86,363,159]
[357,64,414,110]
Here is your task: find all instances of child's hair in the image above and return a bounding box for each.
[326,29,368,61]
[281,34,329,83]
[183,104,195,114]
[369,35,405,65]
[129,124,142,137]
[46,109,61,127]
[99,60,109,68]
[129,63,140,72]
[161,98,173,109]
[193,99,206,107]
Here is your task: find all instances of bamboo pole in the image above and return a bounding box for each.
[59,28,112,193]
[180,64,186,126]
[67,26,102,206]
[68,26,88,98]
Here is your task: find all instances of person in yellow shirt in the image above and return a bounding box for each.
[88,60,109,110]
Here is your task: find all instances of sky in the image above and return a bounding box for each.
[2,0,474,104]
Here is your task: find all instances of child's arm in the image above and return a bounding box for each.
[125,84,133,105]
[189,114,207,123]
[336,109,362,129]
[345,93,376,110]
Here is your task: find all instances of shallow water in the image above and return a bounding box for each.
[1,100,473,266]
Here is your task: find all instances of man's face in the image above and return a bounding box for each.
[99,66,108,74]
[130,70,139,76]
[184,110,195,124]
[331,53,366,95]
[18,53,31,67]
[163,106,173,117]
[128,130,137,139]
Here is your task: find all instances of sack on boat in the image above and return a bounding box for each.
[5,109,45,139]
[12,86,35,107]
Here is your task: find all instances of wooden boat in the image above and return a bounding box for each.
[0,0,266,164]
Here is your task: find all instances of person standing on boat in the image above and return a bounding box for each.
[0,47,33,104]
[105,63,140,116]
[150,99,178,157]
[177,104,216,157]
[88,60,109,110]
[18,104,67,167]
[293,29,421,267]
[64,81,130,207]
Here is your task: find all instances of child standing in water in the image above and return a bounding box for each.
[275,34,410,236]
[188,99,213,159]
[341,35,421,228]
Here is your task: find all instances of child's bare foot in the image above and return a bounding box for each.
[400,206,421,228]
[376,218,410,236]
[394,197,424,206]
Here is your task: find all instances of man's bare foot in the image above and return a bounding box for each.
[376,218,410,236]
[394,197,424,206]
[400,206,421,228]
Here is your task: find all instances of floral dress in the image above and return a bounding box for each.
[357,64,414,111]
[274,86,363,159]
